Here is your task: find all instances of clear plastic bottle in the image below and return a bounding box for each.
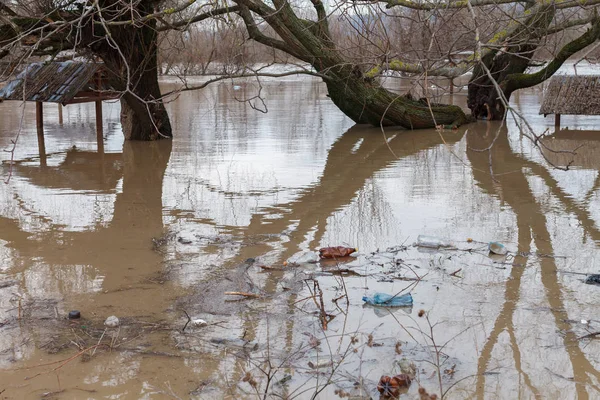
[416,235,453,249]
[287,251,320,265]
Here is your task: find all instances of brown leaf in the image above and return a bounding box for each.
[395,342,402,355]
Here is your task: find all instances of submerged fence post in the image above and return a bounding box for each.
[555,114,561,131]
[95,74,104,153]
[95,100,104,153]
[36,101,47,166]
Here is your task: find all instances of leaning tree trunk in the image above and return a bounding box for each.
[93,1,172,141]
[237,3,468,129]
[467,49,534,120]
[466,7,555,120]
[467,14,600,121]
[324,68,467,128]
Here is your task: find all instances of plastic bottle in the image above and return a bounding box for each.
[362,292,413,307]
[287,251,320,265]
[416,235,453,249]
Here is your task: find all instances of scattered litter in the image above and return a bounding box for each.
[395,358,417,378]
[192,319,207,327]
[318,246,356,259]
[416,235,453,249]
[177,236,193,245]
[377,374,411,397]
[585,275,600,285]
[308,359,334,369]
[224,291,262,299]
[259,265,285,271]
[362,293,413,307]
[276,374,292,386]
[303,270,333,277]
[287,251,320,265]
[68,310,81,320]
[489,242,508,255]
[104,315,120,328]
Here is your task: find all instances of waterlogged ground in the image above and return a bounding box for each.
[2,72,600,399]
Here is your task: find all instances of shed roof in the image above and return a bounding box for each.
[0,62,101,104]
[540,75,600,116]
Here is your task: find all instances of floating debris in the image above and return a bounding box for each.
[68,310,81,319]
[377,374,411,397]
[416,235,454,249]
[104,315,120,328]
[287,251,320,265]
[489,242,508,255]
[585,274,600,285]
[318,246,356,259]
[362,293,413,307]
[308,359,334,369]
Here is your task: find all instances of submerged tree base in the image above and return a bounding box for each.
[324,74,468,129]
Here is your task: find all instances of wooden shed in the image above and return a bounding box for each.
[540,75,600,130]
[0,62,118,163]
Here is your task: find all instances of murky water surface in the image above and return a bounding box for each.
[2,74,600,399]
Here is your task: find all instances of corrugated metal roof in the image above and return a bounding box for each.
[540,75,600,116]
[0,62,101,104]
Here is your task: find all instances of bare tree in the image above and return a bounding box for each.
[0,0,237,140]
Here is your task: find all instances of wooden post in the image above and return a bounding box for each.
[36,102,47,166]
[58,103,63,125]
[555,114,561,131]
[95,73,104,153]
[95,100,104,153]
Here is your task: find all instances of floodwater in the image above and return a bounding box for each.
[1,74,600,399]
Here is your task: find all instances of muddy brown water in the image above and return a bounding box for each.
[1,75,600,399]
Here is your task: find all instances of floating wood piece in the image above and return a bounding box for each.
[224,291,262,298]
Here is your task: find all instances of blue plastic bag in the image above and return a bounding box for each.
[362,292,413,307]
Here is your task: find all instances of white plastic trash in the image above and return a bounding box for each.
[104,315,120,328]
[416,235,454,249]
[287,251,320,265]
[488,242,508,255]
[192,319,208,327]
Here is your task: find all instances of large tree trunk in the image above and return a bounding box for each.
[317,63,467,129]
[467,50,532,120]
[94,1,172,141]
[116,56,172,141]
[325,74,467,128]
